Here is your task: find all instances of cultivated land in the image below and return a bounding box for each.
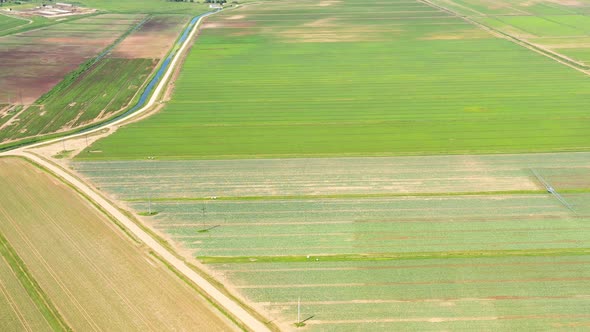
[71,0,590,330]
[0,13,28,33]
[81,0,590,160]
[0,157,235,331]
[0,14,144,105]
[75,152,590,329]
[430,0,590,66]
[0,14,191,148]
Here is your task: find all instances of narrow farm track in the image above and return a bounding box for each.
[0,7,272,332]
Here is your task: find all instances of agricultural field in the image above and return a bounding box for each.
[430,0,590,66]
[0,231,67,331]
[0,14,144,105]
[0,157,235,331]
[0,13,28,33]
[75,152,590,329]
[0,14,191,148]
[30,0,590,330]
[80,0,590,160]
[74,0,211,14]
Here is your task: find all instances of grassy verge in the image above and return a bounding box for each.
[200,247,590,264]
[0,231,71,332]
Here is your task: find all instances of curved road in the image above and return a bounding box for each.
[0,9,272,332]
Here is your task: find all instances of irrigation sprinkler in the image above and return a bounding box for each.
[530,168,575,213]
[298,297,300,324]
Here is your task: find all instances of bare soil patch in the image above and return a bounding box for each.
[111,15,189,59]
[0,14,141,104]
[318,0,342,7]
[225,15,246,20]
[522,0,583,7]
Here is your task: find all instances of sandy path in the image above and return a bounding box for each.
[0,7,271,332]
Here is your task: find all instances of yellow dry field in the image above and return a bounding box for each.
[0,157,234,331]
[0,254,53,332]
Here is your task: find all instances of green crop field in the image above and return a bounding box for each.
[212,256,590,331]
[0,157,235,331]
[77,0,211,14]
[66,0,590,330]
[430,0,590,67]
[0,13,28,33]
[75,152,590,329]
[80,0,590,160]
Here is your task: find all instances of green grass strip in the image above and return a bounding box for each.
[200,248,590,264]
[0,231,72,332]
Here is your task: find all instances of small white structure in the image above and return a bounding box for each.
[209,4,222,9]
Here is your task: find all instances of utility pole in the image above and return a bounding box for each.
[148,193,152,215]
[297,297,301,325]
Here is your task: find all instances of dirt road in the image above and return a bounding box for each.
[11,151,271,332]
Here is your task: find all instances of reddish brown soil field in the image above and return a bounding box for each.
[0,14,144,104]
[111,15,190,59]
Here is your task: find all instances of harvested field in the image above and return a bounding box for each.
[82,0,590,159]
[75,152,590,330]
[0,157,235,331]
[0,14,145,105]
[0,233,64,332]
[112,14,190,59]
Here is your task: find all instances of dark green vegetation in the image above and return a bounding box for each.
[82,0,590,160]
